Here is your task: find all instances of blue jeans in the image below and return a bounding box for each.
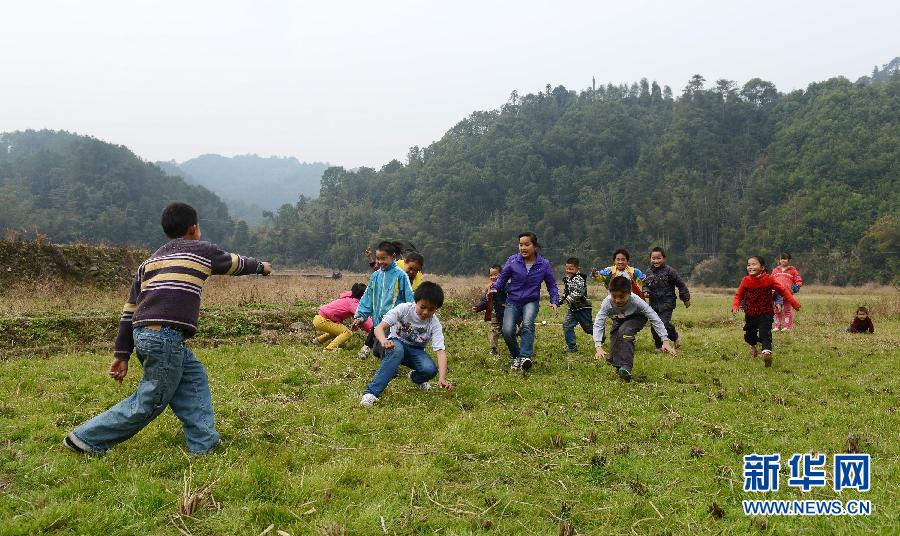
[502,301,539,359]
[72,327,219,454]
[364,339,437,397]
[563,307,593,350]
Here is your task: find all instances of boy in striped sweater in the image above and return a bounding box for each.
[65,203,272,455]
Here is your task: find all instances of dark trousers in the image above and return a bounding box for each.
[650,307,679,349]
[365,328,386,358]
[563,307,593,350]
[744,314,773,352]
[607,314,648,370]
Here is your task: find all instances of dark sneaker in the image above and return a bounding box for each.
[521,357,533,371]
[563,347,578,353]
[675,336,683,349]
[748,344,758,358]
[617,367,633,382]
[490,347,499,356]
[762,350,773,367]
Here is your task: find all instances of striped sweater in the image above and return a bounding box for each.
[114,239,262,359]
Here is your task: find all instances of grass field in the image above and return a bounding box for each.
[0,277,897,535]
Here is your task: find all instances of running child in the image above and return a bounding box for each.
[313,283,373,352]
[644,247,691,350]
[472,264,506,356]
[354,241,415,358]
[731,256,801,367]
[360,282,453,406]
[594,276,676,382]
[65,203,272,455]
[771,252,803,332]
[593,249,646,296]
[561,257,592,353]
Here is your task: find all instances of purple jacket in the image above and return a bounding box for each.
[492,253,560,306]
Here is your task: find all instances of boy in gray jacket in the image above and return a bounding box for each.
[594,276,676,381]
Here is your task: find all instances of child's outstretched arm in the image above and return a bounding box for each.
[435,349,452,390]
[353,283,374,328]
[110,272,142,382]
[209,244,271,277]
[593,299,610,361]
[673,268,691,307]
[732,280,747,313]
[773,282,801,310]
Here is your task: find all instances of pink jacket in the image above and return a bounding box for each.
[319,291,373,331]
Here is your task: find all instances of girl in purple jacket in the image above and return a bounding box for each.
[491,232,560,371]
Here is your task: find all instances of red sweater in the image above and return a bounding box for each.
[772,265,802,292]
[732,274,800,316]
[849,317,875,333]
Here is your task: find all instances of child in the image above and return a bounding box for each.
[353,241,415,358]
[313,283,373,351]
[360,282,453,406]
[561,257,592,353]
[593,249,646,296]
[593,276,676,382]
[731,256,801,367]
[644,247,691,350]
[472,264,506,356]
[771,252,803,332]
[848,307,875,333]
[65,203,272,455]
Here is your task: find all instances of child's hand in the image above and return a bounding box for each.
[382,339,395,350]
[364,247,373,261]
[550,303,559,312]
[439,377,453,390]
[661,340,678,356]
[594,346,607,361]
[260,262,273,276]
[731,307,738,315]
[109,358,128,383]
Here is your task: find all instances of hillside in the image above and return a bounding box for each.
[252,63,900,285]
[0,130,237,248]
[161,154,329,224]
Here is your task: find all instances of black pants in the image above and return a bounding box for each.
[607,314,648,370]
[744,314,773,352]
[650,307,679,349]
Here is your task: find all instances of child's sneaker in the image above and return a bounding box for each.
[748,344,758,358]
[359,393,378,406]
[408,371,432,391]
[490,347,499,356]
[762,350,773,367]
[357,345,371,359]
[311,337,322,345]
[563,346,578,353]
[520,357,533,371]
[617,367,633,382]
[675,336,682,349]
[510,357,522,370]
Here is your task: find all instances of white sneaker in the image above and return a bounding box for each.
[510,357,522,370]
[359,393,378,406]
[357,345,371,359]
[408,371,432,391]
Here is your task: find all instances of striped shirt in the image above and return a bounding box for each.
[114,239,261,359]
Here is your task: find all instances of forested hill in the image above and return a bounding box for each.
[0,130,235,247]
[252,64,899,285]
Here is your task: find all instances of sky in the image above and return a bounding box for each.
[1,0,897,169]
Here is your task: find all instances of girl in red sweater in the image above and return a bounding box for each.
[732,256,801,367]
[771,252,803,331]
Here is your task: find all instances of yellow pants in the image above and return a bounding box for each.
[313,315,353,350]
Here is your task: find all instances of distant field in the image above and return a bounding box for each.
[0,278,897,535]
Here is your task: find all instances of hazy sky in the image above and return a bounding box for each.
[1,1,897,169]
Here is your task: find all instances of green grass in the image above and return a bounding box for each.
[0,292,897,535]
